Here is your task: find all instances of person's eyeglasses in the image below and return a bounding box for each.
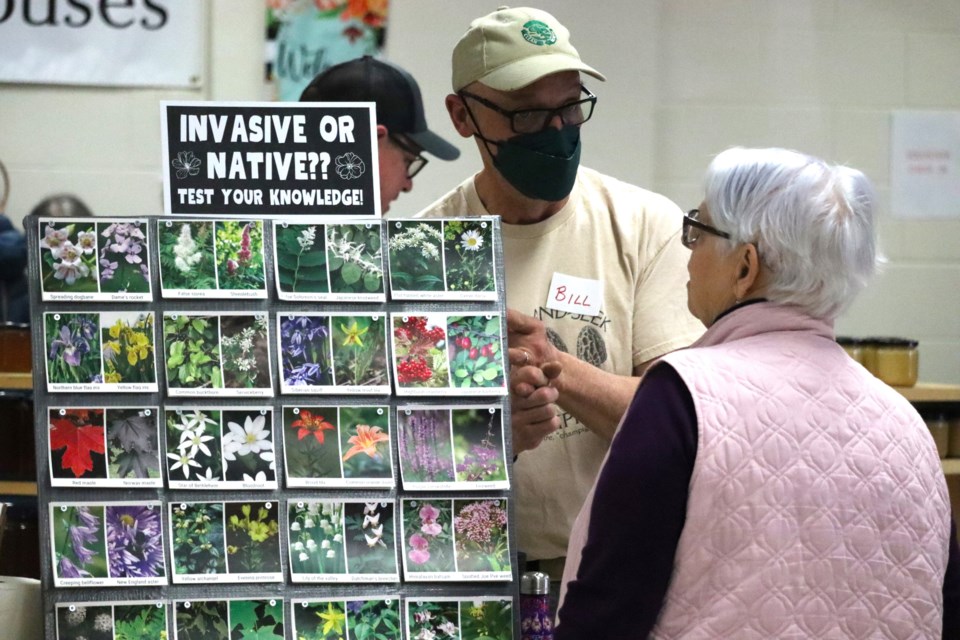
[390,134,428,178]
[458,85,597,134]
[682,208,731,248]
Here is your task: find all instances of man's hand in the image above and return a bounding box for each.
[509,354,563,454]
[507,308,560,368]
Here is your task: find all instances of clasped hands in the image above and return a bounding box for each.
[506,308,563,454]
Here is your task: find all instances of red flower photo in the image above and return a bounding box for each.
[49,409,106,479]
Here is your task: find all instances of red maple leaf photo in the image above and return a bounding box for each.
[49,416,106,477]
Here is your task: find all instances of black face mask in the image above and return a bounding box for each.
[483,124,582,202]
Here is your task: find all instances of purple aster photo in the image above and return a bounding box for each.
[105,505,165,579]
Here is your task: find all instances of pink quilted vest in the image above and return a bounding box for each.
[563,303,951,639]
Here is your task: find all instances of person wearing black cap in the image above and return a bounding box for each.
[301,55,460,214]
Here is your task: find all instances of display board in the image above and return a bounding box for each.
[161,102,382,218]
[27,214,517,640]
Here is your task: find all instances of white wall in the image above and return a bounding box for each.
[1,0,958,382]
[0,0,265,222]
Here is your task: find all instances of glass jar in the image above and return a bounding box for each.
[0,323,31,373]
[836,337,864,365]
[875,338,919,387]
[861,338,880,376]
[925,414,949,459]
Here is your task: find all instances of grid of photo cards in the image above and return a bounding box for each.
[29,214,517,640]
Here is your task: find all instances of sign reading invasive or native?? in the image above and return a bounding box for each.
[161,101,380,217]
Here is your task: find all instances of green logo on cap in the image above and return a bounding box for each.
[521,20,557,46]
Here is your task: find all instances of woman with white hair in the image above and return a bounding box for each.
[555,147,959,638]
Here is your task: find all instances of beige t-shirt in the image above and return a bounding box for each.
[416,166,704,559]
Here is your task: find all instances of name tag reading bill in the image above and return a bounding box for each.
[546,272,603,317]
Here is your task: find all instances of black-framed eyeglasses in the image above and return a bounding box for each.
[390,134,428,178]
[458,85,597,134]
[682,208,731,248]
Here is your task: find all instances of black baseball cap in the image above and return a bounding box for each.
[300,55,460,161]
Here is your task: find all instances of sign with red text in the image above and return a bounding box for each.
[546,272,603,317]
[0,0,202,87]
[891,111,960,219]
[161,101,380,217]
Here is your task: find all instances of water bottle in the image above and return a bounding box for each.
[520,570,552,640]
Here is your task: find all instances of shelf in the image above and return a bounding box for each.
[892,383,960,403]
[942,459,960,475]
[0,372,32,390]
[0,481,37,496]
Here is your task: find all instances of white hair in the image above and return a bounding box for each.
[704,147,879,319]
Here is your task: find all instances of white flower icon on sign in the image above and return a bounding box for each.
[335,152,365,180]
[172,150,201,179]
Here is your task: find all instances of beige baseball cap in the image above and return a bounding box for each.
[452,6,606,92]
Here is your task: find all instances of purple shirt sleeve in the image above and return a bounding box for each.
[944,517,960,637]
[555,362,696,639]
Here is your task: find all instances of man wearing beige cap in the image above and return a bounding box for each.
[417,6,702,588]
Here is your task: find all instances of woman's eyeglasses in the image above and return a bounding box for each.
[682,208,731,248]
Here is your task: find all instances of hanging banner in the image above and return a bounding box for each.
[891,111,960,219]
[265,0,388,102]
[0,0,203,87]
[161,101,380,217]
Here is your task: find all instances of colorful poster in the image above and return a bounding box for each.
[266,0,388,102]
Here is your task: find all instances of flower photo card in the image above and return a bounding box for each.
[164,407,277,490]
[56,601,167,640]
[399,499,454,580]
[287,500,399,583]
[278,313,390,394]
[48,407,162,488]
[397,405,509,491]
[406,597,513,640]
[401,498,512,582]
[450,499,512,578]
[170,501,282,584]
[291,597,400,640]
[51,502,167,588]
[174,598,284,640]
[273,220,386,302]
[44,311,158,393]
[391,313,507,396]
[100,310,158,387]
[158,218,267,299]
[387,218,498,301]
[282,404,393,488]
[162,312,273,397]
[38,218,152,302]
[277,314,333,388]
